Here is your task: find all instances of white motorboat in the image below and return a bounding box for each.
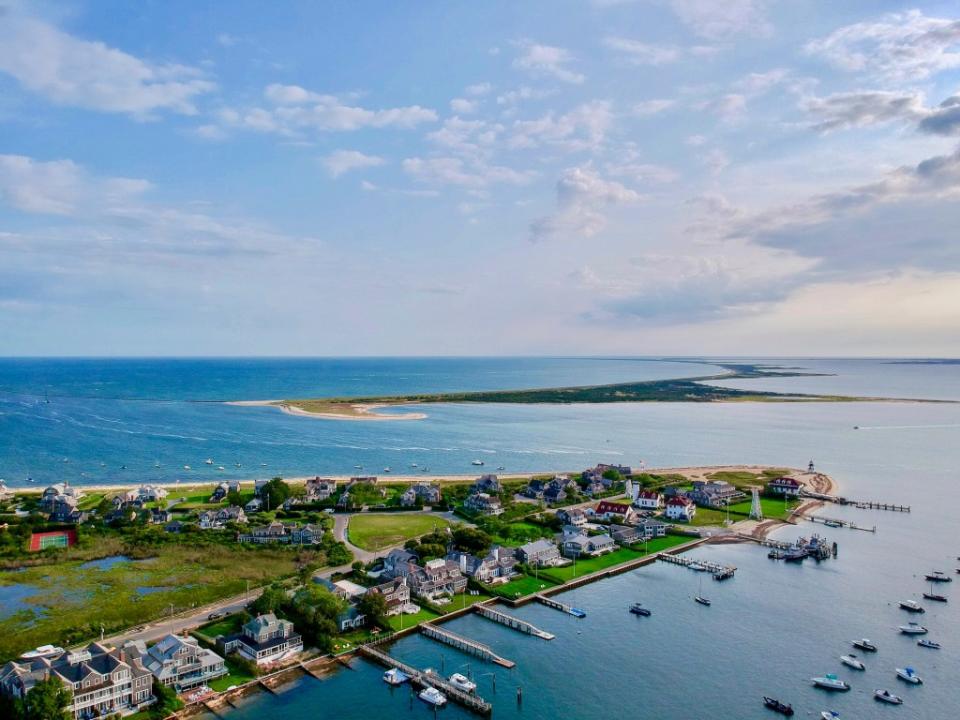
[382,668,409,685]
[896,667,922,684]
[899,599,924,613]
[205,458,214,465]
[899,622,928,634]
[820,712,840,720]
[20,645,64,660]
[418,687,447,706]
[918,639,941,649]
[840,654,865,670]
[471,459,484,466]
[183,465,192,470]
[852,638,877,652]
[449,672,477,692]
[812,674,850,691]
[874,689,903,705]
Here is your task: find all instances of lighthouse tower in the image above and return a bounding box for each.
[749,487,763,520]
[808,460,816,473]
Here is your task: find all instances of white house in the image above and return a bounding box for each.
[665,496,696,521]
[633,490,663,510]
[767,476,804,497]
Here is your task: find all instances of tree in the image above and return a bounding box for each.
[250,584,287,616]
[451,527,492,556]
[262,478,292,511]
[602,469,622,482]
[357,591,389,628]
[23,677,71,720]
[226,489,243,507]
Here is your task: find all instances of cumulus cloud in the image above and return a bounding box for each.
[802,90,928,132]
[805,10,960,81]
[512,41,585,84]
[603,37,681,65]
[919,95,960,137]
[0,12,214,116]
[632,99,675,116]
[530,167,641,241]
[450,98,478,114]
[402,157,534,188]
[321,150,386,178]
[465,82,493,96]
[667,0,772,40]
[509,100,614,151]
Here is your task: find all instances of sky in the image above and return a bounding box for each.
[1,0,960,357]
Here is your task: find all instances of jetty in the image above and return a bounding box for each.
[657,552,736,580]
[473,604,555,640]
[420,623,516,668]
[805,514,876,532]
[358,644,493,715]
[534,594,586,617]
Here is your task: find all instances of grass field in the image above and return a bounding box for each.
[726,496,798,520]
[196,613,244,640]
[348,513,451,551]
[486,574,558,599]
[543,535,694,583]
[207,653,257,691]
[386,606,441,631]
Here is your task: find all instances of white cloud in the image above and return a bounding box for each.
[603,37,681,65]
[465,82,493,96]
[919,95,960,137]
[322,150,386,178]
[402,157,535,188]
[509,101,614,151]
[633,99,675,116]
[805,10,960,81]
[427,117,503,157]
[512,41,585,84]
[699,93,747,122]
[530,166,641,240]
[802,91,928,132]
[450,98,478,114]
[667,0,771,40]
[0,13,214,116]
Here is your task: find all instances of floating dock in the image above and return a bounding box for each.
[534,594,586,617]
[656,552,736,580]
[473,604,555,640]
[852,500,910,512]
[420,623,516,668]
[358,645,492,715]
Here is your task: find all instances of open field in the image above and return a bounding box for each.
[348,513,451,551]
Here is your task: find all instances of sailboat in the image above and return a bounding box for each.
[694,575,711,606]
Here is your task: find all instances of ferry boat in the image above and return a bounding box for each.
[840,654,865,670]
[899,622,928,635]
[20,645,64,660]
[918,639,941,649]
[382,668,409,685]
[874,690,903,705]
[812,674,850,691]
[418,687,447,706]
[629,603,652,616]
[449,673,477,692]
[762,697,794,716]
[899,599,925,613]
[896,667,922,684]
[852,638,877,652]
[925,570,951,583]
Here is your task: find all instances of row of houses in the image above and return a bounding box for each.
[237,521,326,545]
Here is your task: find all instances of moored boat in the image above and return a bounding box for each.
[840,654,865,670]
[694,595,711,606]
[923,592,947,602]
[629,603,652,616]
[820,712,840,720]
[874,689,903,705]
[852,638,877,652]
[382,668,409,685]
[762,697,794,716]
[925,571,951,583]
[419,687,447,706]
[899,622,928,634]
[449,672,477,692]
[896,667,922,684]
[812,674,850,691]
[19,645,64,660]
[918,639,941,649]
[898,599,924,613]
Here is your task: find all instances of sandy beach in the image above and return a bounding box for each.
[226,399,427,421]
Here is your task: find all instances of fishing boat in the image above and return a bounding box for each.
[899,622,928,635]
[853,638,877,652]
[899,599,925,613]
[418,687,447,706]
[629,603,652,616]
[449,673,476,692]
[874,689,903,705]
[382,668,409,685]
[917,639,941,649]
[762,697,794,716]
[840,654,865,670]
[925,571,951,583]
[896,667,922,684]
[812,674,850,691]
[20,645,64,660]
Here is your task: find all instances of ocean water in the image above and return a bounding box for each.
[3,357,960,718]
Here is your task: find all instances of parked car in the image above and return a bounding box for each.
[207,611,225,620]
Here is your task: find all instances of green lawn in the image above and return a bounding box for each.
[686,507,733,526]
[725,496,798,520]
[348,513,451,551]
[387,606,442,631]
[208,654,257,691]
[485,574,557,600]
[196,613,244,640]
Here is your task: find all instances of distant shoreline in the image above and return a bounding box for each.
[227,399,427,421]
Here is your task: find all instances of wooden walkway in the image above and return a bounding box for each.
[358,644,493,715]
[534,594,586,617]
[420,623,516,668]
[473,604,555,639]
[804,514,876,532]
[656,552,736,579]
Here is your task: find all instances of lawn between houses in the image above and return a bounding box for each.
[348,513,452,551]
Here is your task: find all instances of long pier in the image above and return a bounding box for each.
[473,604,555,640]
[736,534,793,550]
[534,594,586,617]
[657,552,736,579]
[852,500,910,512]
[358,645,493,715]
[420,623,516,668]
[804,514,876,532]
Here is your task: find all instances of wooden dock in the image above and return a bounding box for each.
[358,645,493,715]
[735,533,793,550]
[656,552,736,579]
[420,623,516,668]
[534,594,586,617]
[473,604,555,640]
[805,515,876,532]
[853,500,910,512]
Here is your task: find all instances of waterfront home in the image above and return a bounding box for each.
[336,606,367,632]
[471,474,501,495]
[50,503,86,525]
[128,634,226,692]
[40,482,82,512]
[633,490,663,511]
[581,468,616,491]
[595,463,633,477]
[227,480,241,494]
[543,476,576,504]
[244,497,264,513]
[0,643,155,719]
[367,577,412,614]
[305,477,337,501]
[636,517,668,539]
[557,508,588,526]
[592,500,639,524]
[412,558,469,600]
[562,533,616,559]
[209,482,230,503]
[222,614,303,665]
[610,525,641,545]
[199,505,247,529]
[665,496,697,521]
[523,478,548,500]
[464,492,503,516]
[768,476,804,496]
[516,538,561,567]
[448,545,519,584]
[401,483,442,507]
[128,485,167,503]
[688,480,745,508]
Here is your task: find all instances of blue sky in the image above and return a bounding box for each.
[2,0,960,356]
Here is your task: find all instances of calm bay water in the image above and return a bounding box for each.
[2,357,959,718]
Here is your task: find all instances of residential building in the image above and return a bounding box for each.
[448,546,519,584]
[244,497,263,513]
[148,508,170,524]
[464,492,503,516]
[40,483,82,512]
[382,548,419,577]
[223,614,303,665]
[471,474,501,495]
[209,482,230,503]
[0,479,10,502]
[129,634,226,692]
[198,505,247,529]
[400,483,441,507]
[410,558,468,599]
[253,479,271,497]
[688,480,745,508]
[131,485,167,503]
[516,538,561,567]
[595,463,633,477]
[767,476,804,497]
[335,606,366,632]
[665,496,697,521]
[238,522,324,545]
[557,508,587,526]
[543,476,576,504]
[610,525,641,545]
[592,501,639,524]
[164,520,186,534]
[636,518,668,539]
[0,643,155,719]
[562,533,616,558]
[367,577,411,613]
[50,502,86,524]
[305,477,337,502]
[523,479,548,500]
[633,490,663,511]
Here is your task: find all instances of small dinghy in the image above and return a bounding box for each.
[629,603,652,616]
[820,712,840,720]
[762,697,794,716]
